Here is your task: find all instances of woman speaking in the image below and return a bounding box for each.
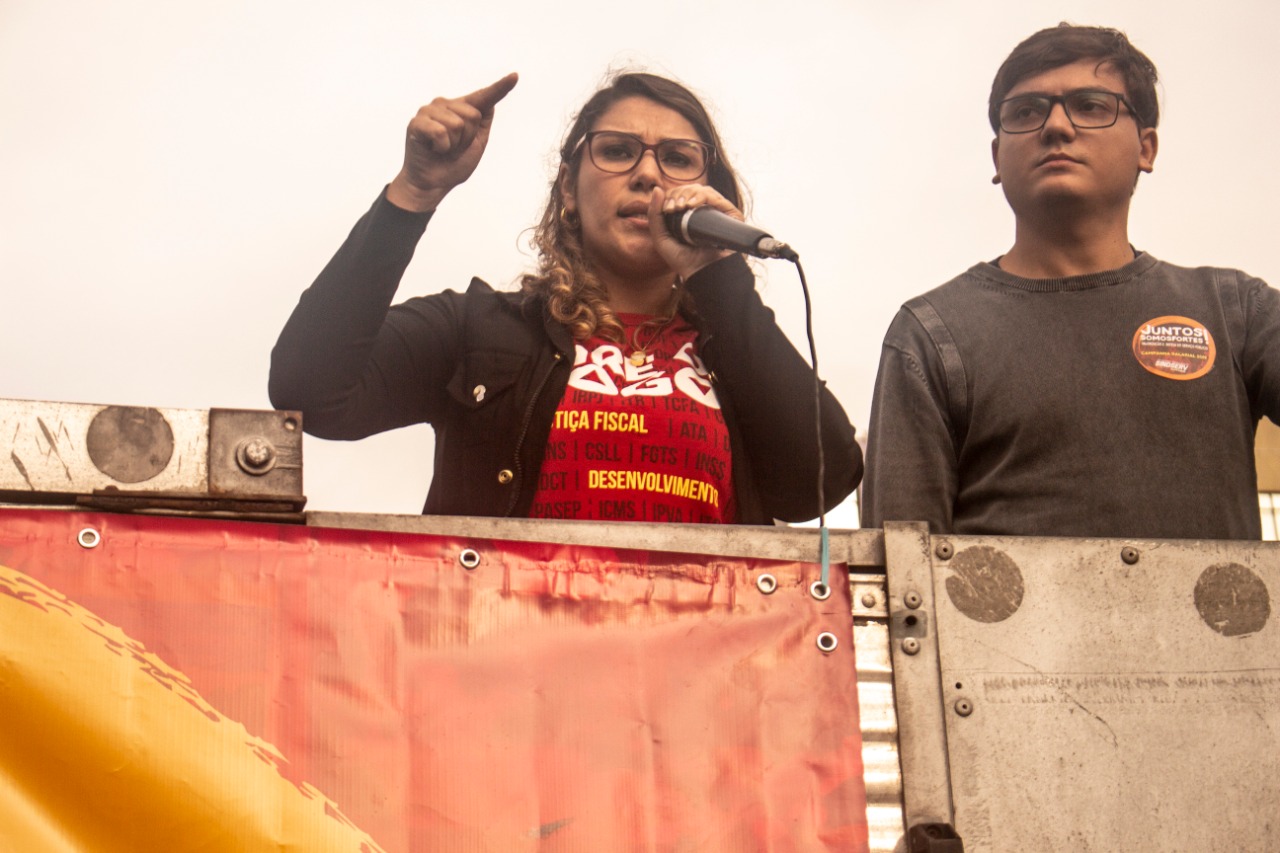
[269,71,861,524]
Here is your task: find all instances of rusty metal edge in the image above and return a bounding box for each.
[883,521,955,847]
[304,511,887,568]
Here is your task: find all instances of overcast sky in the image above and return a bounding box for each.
[3,0,1276,525]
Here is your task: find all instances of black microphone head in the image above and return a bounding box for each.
[662,208,695,246]
[660,205,795,260]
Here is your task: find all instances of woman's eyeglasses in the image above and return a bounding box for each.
[575,131,714,181]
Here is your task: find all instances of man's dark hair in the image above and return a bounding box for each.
[988,23,1160,133]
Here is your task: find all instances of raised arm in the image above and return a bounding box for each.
[269,75,518,437]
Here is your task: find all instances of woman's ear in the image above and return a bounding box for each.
[557,163,576,214]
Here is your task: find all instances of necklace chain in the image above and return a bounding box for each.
[627,313,676,366]
[622,281,683,367]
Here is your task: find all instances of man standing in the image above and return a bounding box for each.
[863,23,1280,539]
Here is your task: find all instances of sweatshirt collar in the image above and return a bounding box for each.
[975,251,1159,293]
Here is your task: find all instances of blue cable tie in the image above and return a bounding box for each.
[820,526,830,589]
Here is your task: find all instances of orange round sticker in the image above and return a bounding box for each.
[1132,315,1216,380]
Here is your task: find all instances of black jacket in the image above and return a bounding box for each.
[270,191,862,523]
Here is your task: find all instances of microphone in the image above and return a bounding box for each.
[664,207,797,261]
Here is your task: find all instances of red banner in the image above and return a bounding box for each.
[0,509,867,851]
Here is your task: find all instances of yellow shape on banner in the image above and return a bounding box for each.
[0,563,385,853]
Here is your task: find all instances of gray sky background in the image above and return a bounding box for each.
[3,0,1275,525]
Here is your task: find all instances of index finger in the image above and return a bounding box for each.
[462,72,519,116]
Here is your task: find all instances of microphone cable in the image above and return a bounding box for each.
[786,253,833,592]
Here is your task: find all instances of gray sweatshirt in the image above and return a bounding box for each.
[863,253,1280,539]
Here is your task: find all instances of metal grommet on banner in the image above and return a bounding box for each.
[816,632,838,653]
[756,574,778,595]
[77,528,101,549]
[458,549,481,570]
[809,580,831,601]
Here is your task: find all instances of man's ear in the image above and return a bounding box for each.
[991,136,1002,184]
[1138,127,1158,174]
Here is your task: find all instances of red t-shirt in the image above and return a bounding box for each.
[529,313,736,523]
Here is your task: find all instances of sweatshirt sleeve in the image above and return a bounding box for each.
[683,255,862,522]
[862,308,960,532]
[268,190,462,440]
[1239,273,1280,427]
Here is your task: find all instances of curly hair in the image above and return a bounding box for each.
[988,23,1160,134]
[520,72,744,344]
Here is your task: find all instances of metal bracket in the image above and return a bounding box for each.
[0,399,305,516]
[883,522,955,835]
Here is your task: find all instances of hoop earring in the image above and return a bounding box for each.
[559,206,580,229]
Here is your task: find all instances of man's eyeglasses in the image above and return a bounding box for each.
[575,131,714,182]
[997,90,1137,134]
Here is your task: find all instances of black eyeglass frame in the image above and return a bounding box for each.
[571,131,716,181]
[996,90,1140,135]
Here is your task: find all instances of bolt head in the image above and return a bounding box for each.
[243,438,273,466]
[235,436,278,475]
